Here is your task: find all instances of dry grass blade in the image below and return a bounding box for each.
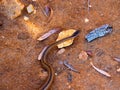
[90,62,111,77]
[63,60,80,73]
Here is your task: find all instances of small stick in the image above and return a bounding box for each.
[63,60,80,73]
[90,62,111,77]
[87,0,91,11]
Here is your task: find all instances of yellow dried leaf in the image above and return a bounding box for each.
[56,29,76,48]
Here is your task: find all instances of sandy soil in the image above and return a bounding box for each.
[0,0,120,90]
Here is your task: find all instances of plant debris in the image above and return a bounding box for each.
[43,5,53,23]
[37,28,60,41]
[79,51,88,60]
[113,57,120,63]
[38,46,48,60]
[90,62,111,77]
[44,5,51,17]
[46,6,53,23]
[56,29,77,48]
[85,24,112,42]
[63,60,80,73]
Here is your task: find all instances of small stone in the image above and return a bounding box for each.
[57,48,65,55]
[1,36,5,39]
[79,51,88,60]
[17,32,30,40]
[84,18,89,23]
[0,0,24,19]
[68,85,71,89]
[55,73,58,76]
[88,5,92,8]
[23,16,29,21]
[33,9,37,14]
[117,68,120,72]
[27,4,34,13]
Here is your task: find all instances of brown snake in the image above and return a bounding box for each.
[40,30,80,90]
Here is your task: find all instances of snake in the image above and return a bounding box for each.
[40,30,80,90]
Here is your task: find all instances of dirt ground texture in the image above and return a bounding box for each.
[0,0,120,90]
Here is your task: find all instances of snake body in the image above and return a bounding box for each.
[40,30,80,90]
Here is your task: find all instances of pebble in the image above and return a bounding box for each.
[117,68,120,72]
[57,48,65,55]
[23,16,29,21]
[79,51,88,60]
[84,18,89,23]
[55,73,58,76]
[1,36,5,39]
[27,4,35,13]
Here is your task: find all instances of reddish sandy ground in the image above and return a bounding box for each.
[0,0,120,90]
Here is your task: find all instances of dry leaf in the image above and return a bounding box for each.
[37,28,60,41]
[56,29,76,48]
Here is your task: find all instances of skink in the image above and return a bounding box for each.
[40,30,80,90]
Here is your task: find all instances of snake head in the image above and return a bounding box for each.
[71,30,80,37]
